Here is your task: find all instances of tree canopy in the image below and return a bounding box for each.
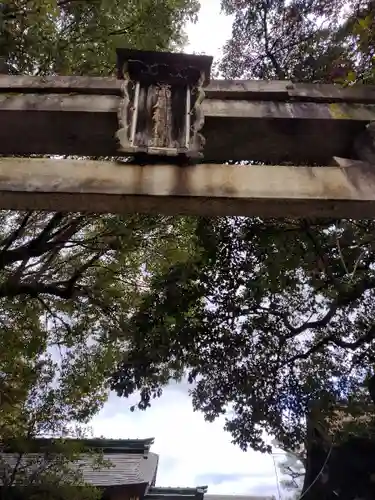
[0,212,198,440]
[110,1,375,454]
[1,0,198,75]
[3,0,375,470]
[219,0,374,84]
[0,349,108,500]
[0,0,199,495]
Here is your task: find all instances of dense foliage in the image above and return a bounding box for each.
[220,0,375,84]
[0,0,199,496]
[3,0,375,474]
[112,217,375,451]
[0,0,198,75]
[111,0,375,453]
[0,211,198,493]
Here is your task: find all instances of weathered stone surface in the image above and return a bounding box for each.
[1,75,375,162]
[1,157,375,217]
[1,75,375,102]
[0,90,375,162]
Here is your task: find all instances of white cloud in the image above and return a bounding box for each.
[91,5,279,498]
[184,0,234,58]
[91,385,279,497]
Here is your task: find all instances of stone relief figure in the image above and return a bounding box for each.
[115,49,213,161]
[151,84,172,149]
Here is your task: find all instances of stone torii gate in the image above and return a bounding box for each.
[2,48,375,217]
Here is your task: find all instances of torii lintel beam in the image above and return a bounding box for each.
[3,45,375,218]
[1,157,375,218]
[1,74,375,163]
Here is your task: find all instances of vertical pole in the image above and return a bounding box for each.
[185,86,191,149]
[130,81,140,146]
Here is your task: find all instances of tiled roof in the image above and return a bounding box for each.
[77,451,159,486]
[0,439,159,488]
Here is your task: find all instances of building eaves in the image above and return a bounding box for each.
[2,438,155,456]
[146,486,208,500]
[205,495,276,500]
[82,438,155,455]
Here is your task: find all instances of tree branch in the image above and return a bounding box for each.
[64,252,102,295]
[0,281,79,299]
[261,1,286,79]
[37,297,73,337]
[286,324,375,365]
[283,303,338,338]
[282,275,375,340]
[0,214,87,271]
[0,213,65,268]
[0,211,33,255]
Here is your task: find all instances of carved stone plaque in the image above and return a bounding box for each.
[115,48,213,160]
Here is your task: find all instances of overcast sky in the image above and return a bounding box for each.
[91,3,283,498]
[184,0,233,58]
[91,385,280,498]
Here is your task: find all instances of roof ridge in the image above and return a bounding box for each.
[2,438,155,455]
[147,486,208,497]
